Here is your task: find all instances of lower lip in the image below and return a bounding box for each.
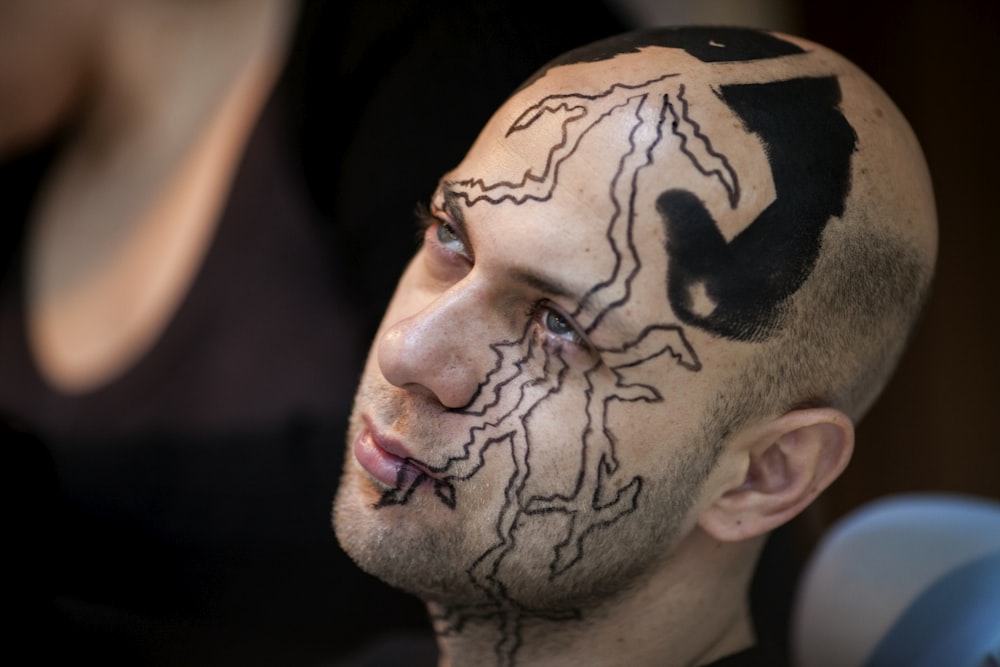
[353,425,420,489]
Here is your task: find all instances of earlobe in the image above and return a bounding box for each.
[699,408,854,542]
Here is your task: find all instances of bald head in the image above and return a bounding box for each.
[335,27,937,664]
[472,26,937,424]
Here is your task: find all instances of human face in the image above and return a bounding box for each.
[332,49,735,621]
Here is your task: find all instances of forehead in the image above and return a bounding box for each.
[440,29,859,345]
[446,40,796,253]
[436,47,774,336]
[446,46,774,234]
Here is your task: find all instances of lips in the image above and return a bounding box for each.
[353,418,457,508]
[353,419,427,488]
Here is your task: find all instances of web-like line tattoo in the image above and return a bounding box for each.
[375,74,709,666]
[372,41,855,667]
[450,74,679,207]
[666,83,740,208]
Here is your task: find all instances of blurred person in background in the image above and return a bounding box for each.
[0,1,628,664]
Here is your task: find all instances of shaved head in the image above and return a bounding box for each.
[333,26,937,666]
[525,26,936,427]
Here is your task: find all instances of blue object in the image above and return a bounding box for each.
[866,552,1000,667]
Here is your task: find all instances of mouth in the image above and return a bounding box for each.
[353,418,457,508]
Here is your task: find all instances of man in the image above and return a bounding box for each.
[333,26,937,666]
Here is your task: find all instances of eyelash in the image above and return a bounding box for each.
[415,203,439,246]
[416,203,473,271]
[421,201,471,245]
[529,301,589,350]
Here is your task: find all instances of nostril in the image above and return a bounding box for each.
[433,361,482,410]
[377,318,483,410]
[376,325,417,390]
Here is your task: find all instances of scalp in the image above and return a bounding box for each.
[518,26,938,427]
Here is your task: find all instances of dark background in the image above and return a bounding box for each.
[795,0,1000,530]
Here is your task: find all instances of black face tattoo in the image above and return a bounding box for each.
[372,28,857,666]
[660,74,857,341]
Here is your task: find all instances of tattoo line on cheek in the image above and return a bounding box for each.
[375,79,706,667]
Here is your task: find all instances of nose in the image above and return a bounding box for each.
[377,285,493,409]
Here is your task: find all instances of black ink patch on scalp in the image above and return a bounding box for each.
[660,76,858,341]
[526,26,805,89]
[525,26,859,342]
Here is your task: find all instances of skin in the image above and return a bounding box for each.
[333,27,937,667]
[16,0,296,393]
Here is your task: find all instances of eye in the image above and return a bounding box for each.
[435,221,470,259]
[532,302,588,348]
[417,203,473,281]
[544,309,581,343]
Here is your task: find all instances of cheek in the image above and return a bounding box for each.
[606,402,662,470]
[520,378,593,497]
[603,394,702,480]
[514,364,692,500]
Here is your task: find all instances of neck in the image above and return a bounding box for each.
[82,0,295,165]
[429,530,762,667]
[26,0,297,391]
[31,0,297,259]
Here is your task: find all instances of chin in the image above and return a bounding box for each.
[332,465,665,615]
[332,465,496,603]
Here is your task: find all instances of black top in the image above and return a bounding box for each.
[332,632,788,667]
[0,73,362,440]
[711,644,790,666]
[1,63,427,667]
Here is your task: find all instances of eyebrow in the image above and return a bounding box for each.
[440,187,466,227]
[507,266,633,342]
[436,185,635,343]
[506,267,578,305]
[438,186,583,303]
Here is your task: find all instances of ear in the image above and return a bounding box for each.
[699,408,854,542]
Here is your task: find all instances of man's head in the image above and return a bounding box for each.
[333,26,936,664]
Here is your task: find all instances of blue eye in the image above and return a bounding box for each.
[436,222,469,258]
[542,307,584,345]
